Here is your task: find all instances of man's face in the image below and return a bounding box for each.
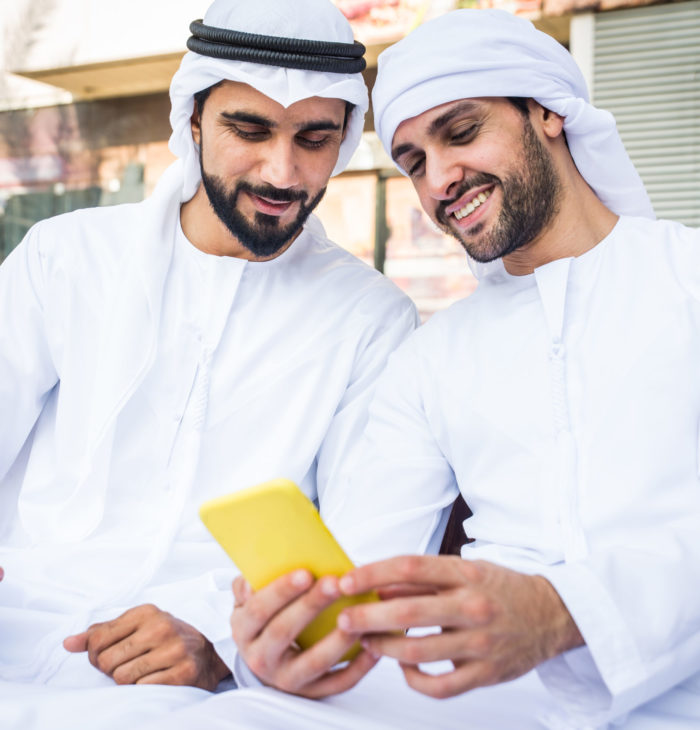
[192,81,347,259]
[391,98,561,263]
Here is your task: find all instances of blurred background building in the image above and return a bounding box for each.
[1,0,698,318]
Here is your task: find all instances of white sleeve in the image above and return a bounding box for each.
[0,225,58,481]
[323,335,459,565]
[314,293,419,507]
[534,508,700,725]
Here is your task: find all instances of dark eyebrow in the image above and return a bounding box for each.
[220,111,274,127]
[427,100,481,135]
[219,112,341,134]
[391,101,483,162]
[427,101,482,136]
[391,142,415,163]
[297,120,342,133]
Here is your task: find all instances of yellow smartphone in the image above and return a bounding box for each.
[199,478,377,660]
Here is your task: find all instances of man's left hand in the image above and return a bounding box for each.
[63,603,231,690]
[337,556,583,699]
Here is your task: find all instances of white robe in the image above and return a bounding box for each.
[136,215,700,730]
[321,216,700,729]
[0,160,417,702]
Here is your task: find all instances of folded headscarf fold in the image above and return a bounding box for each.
[372,9,654,220]
[169,0,369,200]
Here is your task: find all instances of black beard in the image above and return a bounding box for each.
[436,117,561,263]
[199,152,325,259]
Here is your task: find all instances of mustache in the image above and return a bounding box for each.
[235,181,307,204]
[436,172,500,225]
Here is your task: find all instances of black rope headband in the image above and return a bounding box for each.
[186,20,366,73]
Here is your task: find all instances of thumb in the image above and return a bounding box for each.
[63,630,90,653]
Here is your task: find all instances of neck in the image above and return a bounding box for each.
[179,184,297,261]
[502,164,619,277]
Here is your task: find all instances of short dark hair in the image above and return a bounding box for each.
[507,97,530,117]
[342,101,355,130]
[193,83,355,132]
[193,82,222,116]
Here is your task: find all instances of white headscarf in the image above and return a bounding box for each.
[169,0,369,200]
[372,9,654,220]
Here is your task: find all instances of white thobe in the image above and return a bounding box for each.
[0,160,417,701]
[323,216,700,729]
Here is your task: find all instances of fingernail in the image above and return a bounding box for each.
[337,613,350,631]
[339,575,353,593]
[292,570,311,588]
[321,578,339,597]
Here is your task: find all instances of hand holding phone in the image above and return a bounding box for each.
[199,478,378,659]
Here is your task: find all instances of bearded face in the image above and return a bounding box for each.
[434,114,562,263]
[199,156,326,259]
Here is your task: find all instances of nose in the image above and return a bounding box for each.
[258,137,300,190]
[424,147,464,201]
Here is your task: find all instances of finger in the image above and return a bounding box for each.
[93,629,154,677]
[83,614,142,667]
[111,643,178,685]
[232,570,314,645]
[63,630,90,653]
[377,584,438,601]
[363,629,488,665]
[276,624,362,691]
[243,576,342,676]
[340,556,479,596]
[134,668,177,686]
[339,590,487,634]
[299,650,379,699]
[0,566,4,581]
[134,664,197,687]
[400,660,490,699]
[233,576,252,607]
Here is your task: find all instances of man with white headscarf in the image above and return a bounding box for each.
[225,9,700,730]
[0,0,416,720]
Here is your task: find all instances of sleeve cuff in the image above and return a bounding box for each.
[231,650,266,689]
[536,561,647,698]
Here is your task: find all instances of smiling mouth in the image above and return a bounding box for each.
[452,187,493,221]
[248,193,296,217]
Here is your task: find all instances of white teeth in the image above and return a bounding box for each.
[454,188,491,220]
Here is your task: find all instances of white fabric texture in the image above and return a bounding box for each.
[0,158,417,690]
[169,0,369,199]
[133,660,560,730]
[326,216,700,729]
[134,661,700,730]
[371,9,654,223]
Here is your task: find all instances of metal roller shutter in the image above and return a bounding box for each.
[593,1,700,226]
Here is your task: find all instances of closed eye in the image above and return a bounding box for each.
[405,154,425,177]
[228,123,270,141]
[295,133,333,150]
[449,122,479,144]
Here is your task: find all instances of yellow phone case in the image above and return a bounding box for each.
[199,478,377,660]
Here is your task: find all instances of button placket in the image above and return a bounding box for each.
[535,261,588,561]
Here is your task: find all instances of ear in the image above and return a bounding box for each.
[535,103,565,141]
[190,104,202,146]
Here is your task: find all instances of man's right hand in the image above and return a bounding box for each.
[231,571,378,698]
